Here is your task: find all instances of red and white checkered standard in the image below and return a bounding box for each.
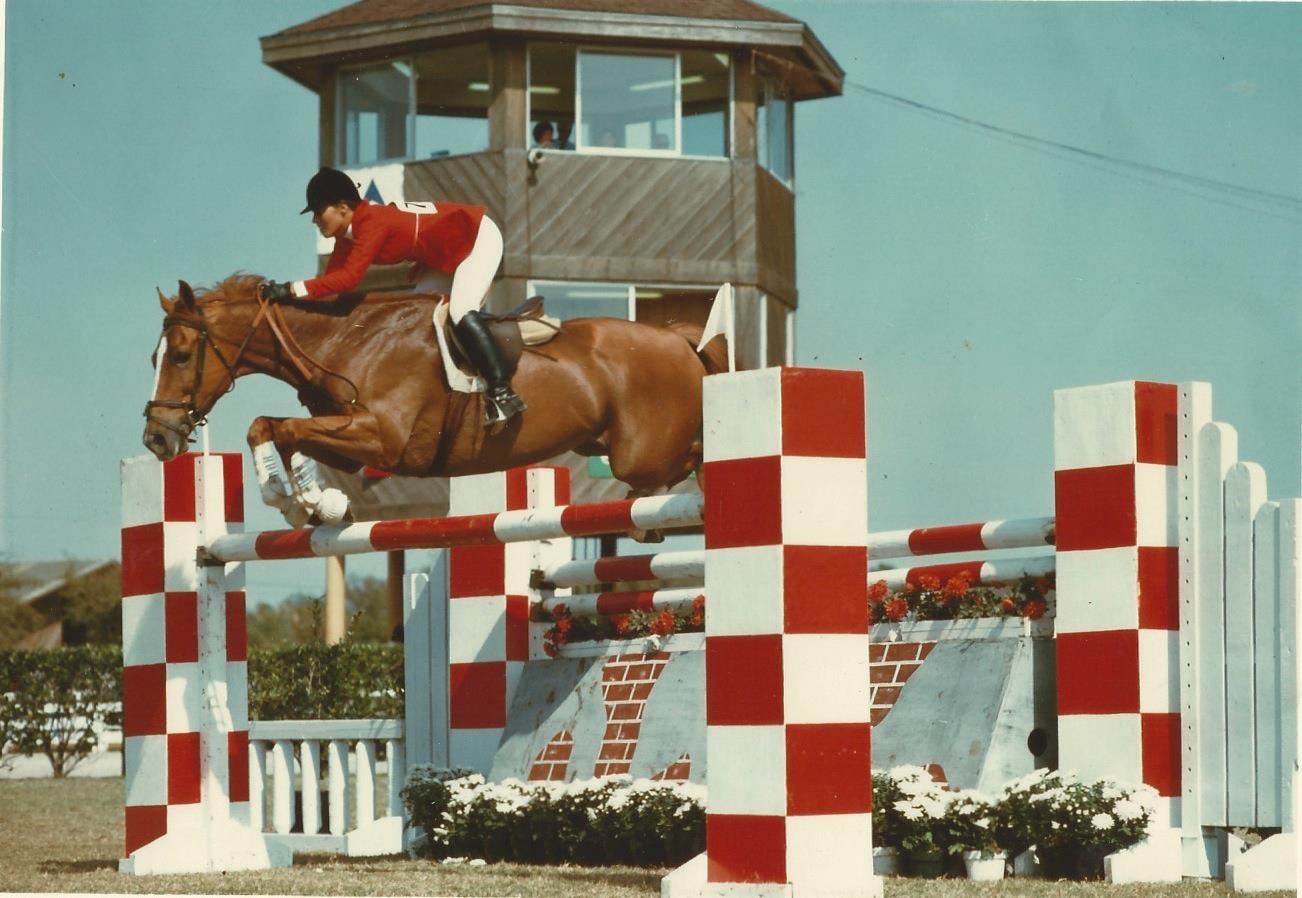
[444,466,573,772]
[696,367,880,898]
[119,452,289,875]
[1054,381,1181,829]
[202,491,703,563]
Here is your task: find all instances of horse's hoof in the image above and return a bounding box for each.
[630,528,665,544]
[317,488,350,525]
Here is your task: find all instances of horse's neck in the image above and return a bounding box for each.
[240,298,435,391]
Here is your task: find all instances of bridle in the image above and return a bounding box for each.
[143,297,273,444]
[144,286,361,445]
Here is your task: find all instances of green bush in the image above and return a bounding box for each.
[247,640,403,720]
[0,646,121,776]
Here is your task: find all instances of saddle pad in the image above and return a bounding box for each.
[520,315,561,345]
[431,300,485,395]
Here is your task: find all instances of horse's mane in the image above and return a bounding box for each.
[192,273,443,307]
[193,273,264,304]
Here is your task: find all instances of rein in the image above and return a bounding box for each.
[143,287,359,444]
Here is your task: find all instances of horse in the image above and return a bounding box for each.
[143,275,728,523]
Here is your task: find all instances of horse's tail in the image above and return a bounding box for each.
[668,322,731,376]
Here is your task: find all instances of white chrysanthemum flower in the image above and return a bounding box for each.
[1091,813,1115,830]
[1113,798,1144,821]
[469,858,488,866]
[894,800,924,821]
[888,765,931,781]
[441,856,467,865]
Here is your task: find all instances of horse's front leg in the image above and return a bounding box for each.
[248,413,388,526]
[247,417,303,525]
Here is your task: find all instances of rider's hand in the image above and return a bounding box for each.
[260,280,294,303]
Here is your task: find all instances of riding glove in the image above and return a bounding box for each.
[260,281,294,303]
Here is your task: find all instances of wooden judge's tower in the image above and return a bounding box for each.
[259,0,842,635]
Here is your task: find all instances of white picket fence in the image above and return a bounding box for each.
[247,719,405,856]
[1180,383,1300,889]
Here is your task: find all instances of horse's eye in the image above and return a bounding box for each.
[172,351,192,366]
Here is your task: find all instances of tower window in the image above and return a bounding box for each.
[528,44,731,159]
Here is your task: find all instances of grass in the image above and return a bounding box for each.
[0,778,1288,897]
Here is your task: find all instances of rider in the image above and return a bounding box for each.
[260,167,525,425]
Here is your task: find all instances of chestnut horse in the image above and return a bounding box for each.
[143,275,727,520]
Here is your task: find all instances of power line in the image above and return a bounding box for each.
[845,79,1302,221]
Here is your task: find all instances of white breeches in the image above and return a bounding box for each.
[416,215,504,325]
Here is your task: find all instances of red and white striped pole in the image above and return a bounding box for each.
[688,367,879,898]
[201,491,702,563]
[119,452,290,874]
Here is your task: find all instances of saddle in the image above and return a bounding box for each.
[432,296,561,393]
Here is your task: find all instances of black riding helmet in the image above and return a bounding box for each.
[300,167,362,215]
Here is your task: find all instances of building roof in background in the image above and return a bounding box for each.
[3,560,117,605]
[275,0,796,36]
[261,0,841,100]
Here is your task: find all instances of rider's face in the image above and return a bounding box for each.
[313,202,353,240]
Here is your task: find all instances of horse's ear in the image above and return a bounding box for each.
[177,280,197,310]
[157,287,176,314]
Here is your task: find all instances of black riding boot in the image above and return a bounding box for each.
[454,310,526,426]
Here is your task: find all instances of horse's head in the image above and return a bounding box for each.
[142,277,259,461]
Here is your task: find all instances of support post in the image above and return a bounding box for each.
[672,367,878,898]
[119,452,291,874]
[386,550,405,641]
[325,555,346,644]
[1053,381,1183,882]
[441,466,571,773]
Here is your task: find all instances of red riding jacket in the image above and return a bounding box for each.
[297,199,487,299]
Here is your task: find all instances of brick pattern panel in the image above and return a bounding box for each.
[528,729,574,782]
[651,753,693,782]
[868,641,936,726]
[596,652,670,777]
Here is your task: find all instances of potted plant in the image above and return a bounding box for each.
[871,771,903,875]
[888,767,952,877]
[943,789,1006,880]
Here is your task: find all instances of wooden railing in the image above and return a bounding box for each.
[248,719,405,857]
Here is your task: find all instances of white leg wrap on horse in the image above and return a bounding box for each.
[252,442,293,511]
[289,452,324,507]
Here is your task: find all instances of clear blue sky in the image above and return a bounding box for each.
[2,2,1299,609]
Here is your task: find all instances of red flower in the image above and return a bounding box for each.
[612,614,631,636]
[884,598,909,622]
[556,617,573,634]
[1024,599,1047,620]
[1000,597,1017,615]
[551,603,570,621]
[543,640,558,658]
[918,574,941,592]
[868,580,889,602]
[942,576,970,599]
[692,595,705,612]
[651,610,676,636]
[902,582,916,595]
[1035,577,1053,596]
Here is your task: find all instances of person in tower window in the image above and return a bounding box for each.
[260,167,525,426]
